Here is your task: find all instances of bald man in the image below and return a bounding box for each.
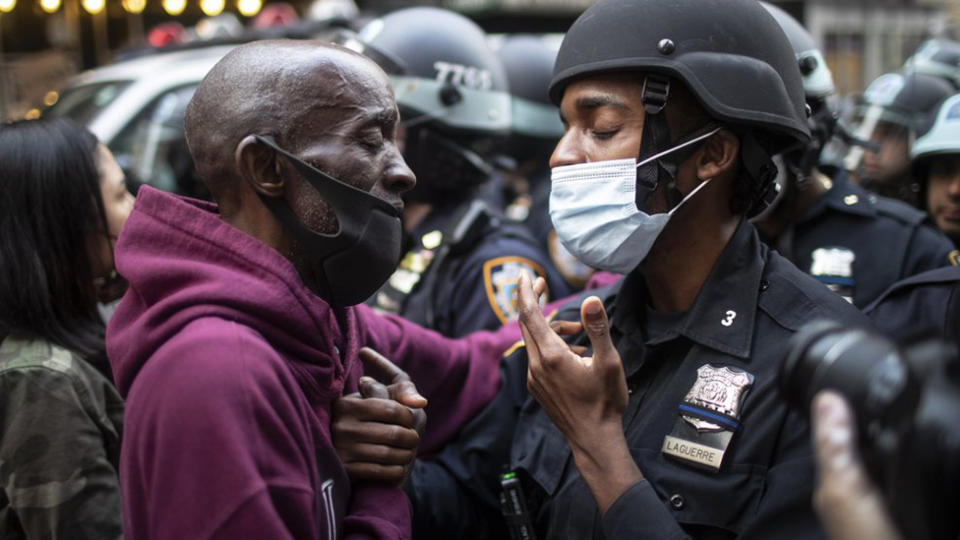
[106,40,513,539]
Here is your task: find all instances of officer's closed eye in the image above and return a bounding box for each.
[592,128,620,141]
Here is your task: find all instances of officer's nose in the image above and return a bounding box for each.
[550,131,585,168]
[948,173,960,199]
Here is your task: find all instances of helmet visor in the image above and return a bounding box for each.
[843,104,912,174]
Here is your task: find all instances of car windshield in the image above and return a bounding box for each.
[45,80,133,125]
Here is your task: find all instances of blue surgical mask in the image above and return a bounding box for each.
[549,127,720,274]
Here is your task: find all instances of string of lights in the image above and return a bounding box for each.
[0,0,263,17]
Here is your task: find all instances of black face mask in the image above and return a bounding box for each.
[254,136,402,307]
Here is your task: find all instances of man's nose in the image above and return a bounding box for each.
[385,153,416,195]
[549,132,586,168]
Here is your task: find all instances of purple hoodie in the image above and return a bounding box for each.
[107,187,515,539]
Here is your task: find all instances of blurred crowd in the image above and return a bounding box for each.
[2,1,960,539]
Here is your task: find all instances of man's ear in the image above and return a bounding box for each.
[235,135,284,197]
[695,128,740,180]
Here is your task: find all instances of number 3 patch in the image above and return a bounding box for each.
[483,256,548,324]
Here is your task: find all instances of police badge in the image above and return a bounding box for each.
[662,364,754,472]
[810,247,856,303]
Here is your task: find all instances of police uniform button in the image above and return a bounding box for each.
[669,493,685,510]
[843,194,859,206]
[760,279,769,292]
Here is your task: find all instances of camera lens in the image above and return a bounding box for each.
[780,320,919,431]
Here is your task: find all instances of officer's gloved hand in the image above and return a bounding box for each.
[811,391,903,540]
[332,347,427,487]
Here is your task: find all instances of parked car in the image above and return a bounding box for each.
[46,46,235,198]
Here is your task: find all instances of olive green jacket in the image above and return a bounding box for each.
[0,337,124,539]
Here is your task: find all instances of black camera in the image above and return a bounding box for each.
[780,320,960,540]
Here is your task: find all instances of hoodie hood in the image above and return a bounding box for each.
[107,186,358,402]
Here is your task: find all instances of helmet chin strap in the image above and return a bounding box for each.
[635,75,720,211]
[636,75,674,210]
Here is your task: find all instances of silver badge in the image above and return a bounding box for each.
[810,247,855,279]
[810,247,856,303]
[681,364,754,432]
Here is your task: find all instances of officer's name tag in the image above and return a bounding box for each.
[662,435,724,469]
[662,364,754,473]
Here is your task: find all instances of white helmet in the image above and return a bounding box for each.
[912,93,960,160]
[904,39,960,90]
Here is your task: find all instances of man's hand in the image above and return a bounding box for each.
[332,347,427,486]
[811,391,902,540]
[517,272,639,513]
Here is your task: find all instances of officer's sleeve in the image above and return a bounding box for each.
[901,223,955,278]
[0,367,123,540]
[447,238,571,337]
[601,480,689,539]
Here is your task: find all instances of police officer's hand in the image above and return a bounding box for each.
[518,272,640,513]
[332,347,427,486]
[811,391,902,540]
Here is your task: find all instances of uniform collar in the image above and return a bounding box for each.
[612,221,764,360]
[799,170,876,222]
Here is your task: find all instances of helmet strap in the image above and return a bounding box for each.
[636,75,679,208]
[740,132,780,216]
[636,74,718,210]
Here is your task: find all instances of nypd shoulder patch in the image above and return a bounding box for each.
[483,256,548,324]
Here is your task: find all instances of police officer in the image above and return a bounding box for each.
[407,0,869,538]
[493,35,596,291]
[753,3,955,307]
[904,38,960,90]
[910,93,960,247]
[340,8,570,337]
[844,70,953,206]
[865,265,960,348]
[863,96,960,346]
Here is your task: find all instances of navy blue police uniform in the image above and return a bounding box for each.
[763,171,954,307]
[866,265,960,346]
[369,200,571,338]
[407,222,870,539]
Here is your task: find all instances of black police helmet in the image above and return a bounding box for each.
[861,71,955,136]
[348,7,510,135]
[497,35,563,140]
[550,0,810,155]
[343,7,510,203]
[761,2,834,100]
[498,35,554,107]
[761,2,837,182]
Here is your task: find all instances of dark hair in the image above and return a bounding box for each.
[0,118,111,360]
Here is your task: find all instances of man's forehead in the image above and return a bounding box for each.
[284,58,392,113]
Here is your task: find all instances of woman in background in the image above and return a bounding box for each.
[0,118,133,539]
